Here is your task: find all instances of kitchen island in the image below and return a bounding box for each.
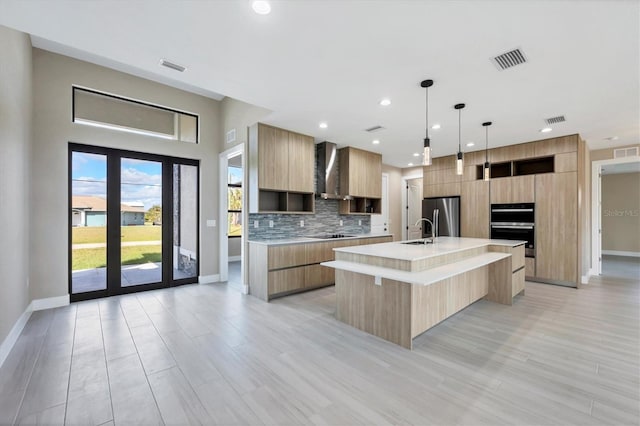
[322,237,525,349]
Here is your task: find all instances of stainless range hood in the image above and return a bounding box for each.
[316,141,350,200]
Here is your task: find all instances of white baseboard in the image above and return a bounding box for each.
[602,250,640,258]
[581,274,590,285]
[0,303,32,368]
[228,256,241,262]
[589,267,598,277]
[31,295,69,311]
[0,294,71,368]
[199,274,220,284]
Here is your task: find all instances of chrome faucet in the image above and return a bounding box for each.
[414,218,435,243]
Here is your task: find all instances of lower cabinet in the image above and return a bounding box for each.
[249,236,393,301]
[268,267,305,294]
[304,264,335,288]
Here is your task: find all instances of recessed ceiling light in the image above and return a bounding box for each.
[466,142,475,147]
[540,127,553,133]
[604,136,619,141]
[413,153,420,157]
[431,124,441,130]
[408,163,414,166]
[372,139,380,145]
[252,1,271,14]
[319,122,328,129]
[379,98,391,106]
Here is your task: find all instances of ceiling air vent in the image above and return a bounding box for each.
[159,59,186,72]
[365,125,386,133]
[614,147,639,158]
[491,48,527,71]
[545,115,566,125]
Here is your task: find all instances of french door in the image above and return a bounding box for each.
[69,143,199,302]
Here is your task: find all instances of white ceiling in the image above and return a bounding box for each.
[1,0,638,167]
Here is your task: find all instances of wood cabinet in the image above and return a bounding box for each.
[257,125,289,191]
[421,133,585,287]
[525,257,535,277]
[535,172,577,284]
[490,175,535,204]
[461,180,489,238]
[249,123,315,213]
[339,147,382,214]
[287,131,315,193]
[249,236,393,301]
[339,147,382,198]
[423,182,461,198]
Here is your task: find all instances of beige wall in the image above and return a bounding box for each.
[0,26,32,344]
[219,97,271,152]
[601,172,640,253]
[31,48,222,299]
[382,164,403,241]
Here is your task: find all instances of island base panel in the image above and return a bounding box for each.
[335,270,413,349]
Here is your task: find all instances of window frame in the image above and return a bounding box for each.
[72,86,199,143]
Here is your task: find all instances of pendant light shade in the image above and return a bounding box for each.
[421,79,434,166]
[454,103,465,175]
[482,121,492,181]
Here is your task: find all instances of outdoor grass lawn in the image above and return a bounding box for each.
[72,225,161,244]
[72,245,162,270]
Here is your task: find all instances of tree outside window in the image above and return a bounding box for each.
[228,166,242,237]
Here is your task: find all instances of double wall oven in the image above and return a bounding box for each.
[490,203,535,258]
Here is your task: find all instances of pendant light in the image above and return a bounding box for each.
[421,79,434,166]
[454,103,465,175]
[482,121,492,181]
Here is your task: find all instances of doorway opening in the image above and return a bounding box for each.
[219,144,247,293]
[591,156,640,280]
[370,173,389,234]
[69,143,199,301]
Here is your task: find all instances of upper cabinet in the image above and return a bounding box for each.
[249,123,315,214]
[339,147,382,214]
[339,147,382,198]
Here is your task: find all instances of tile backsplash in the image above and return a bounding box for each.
[248,198,370,240]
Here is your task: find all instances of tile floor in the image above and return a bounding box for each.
[0,262,638,425]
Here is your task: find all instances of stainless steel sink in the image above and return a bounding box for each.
[402,239,434,245]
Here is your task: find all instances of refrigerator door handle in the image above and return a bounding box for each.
[433,208,439,238]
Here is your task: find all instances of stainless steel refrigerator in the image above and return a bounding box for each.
[422,196,460,238]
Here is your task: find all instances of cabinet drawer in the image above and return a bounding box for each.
[305,242,334,264]
[268,266,305,295]
[304,264,335,288]
[268,244,306,269]
[359,236,392,245]
[511,245,525,272]
[512,268,525,296]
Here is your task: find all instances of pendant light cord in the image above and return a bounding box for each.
[485,126,489,162]
[425,88,429,139]
[458,109,461,152]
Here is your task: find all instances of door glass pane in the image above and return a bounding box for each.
[173,164,198,280]
[120,158,162,286]
[71,152,107,293]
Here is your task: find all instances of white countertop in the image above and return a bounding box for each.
[333,236,525,262]
[248,232,393,246]
[323,252,511,286]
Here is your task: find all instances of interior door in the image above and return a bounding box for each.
[370,174,389,234]
[407,178,423,239]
